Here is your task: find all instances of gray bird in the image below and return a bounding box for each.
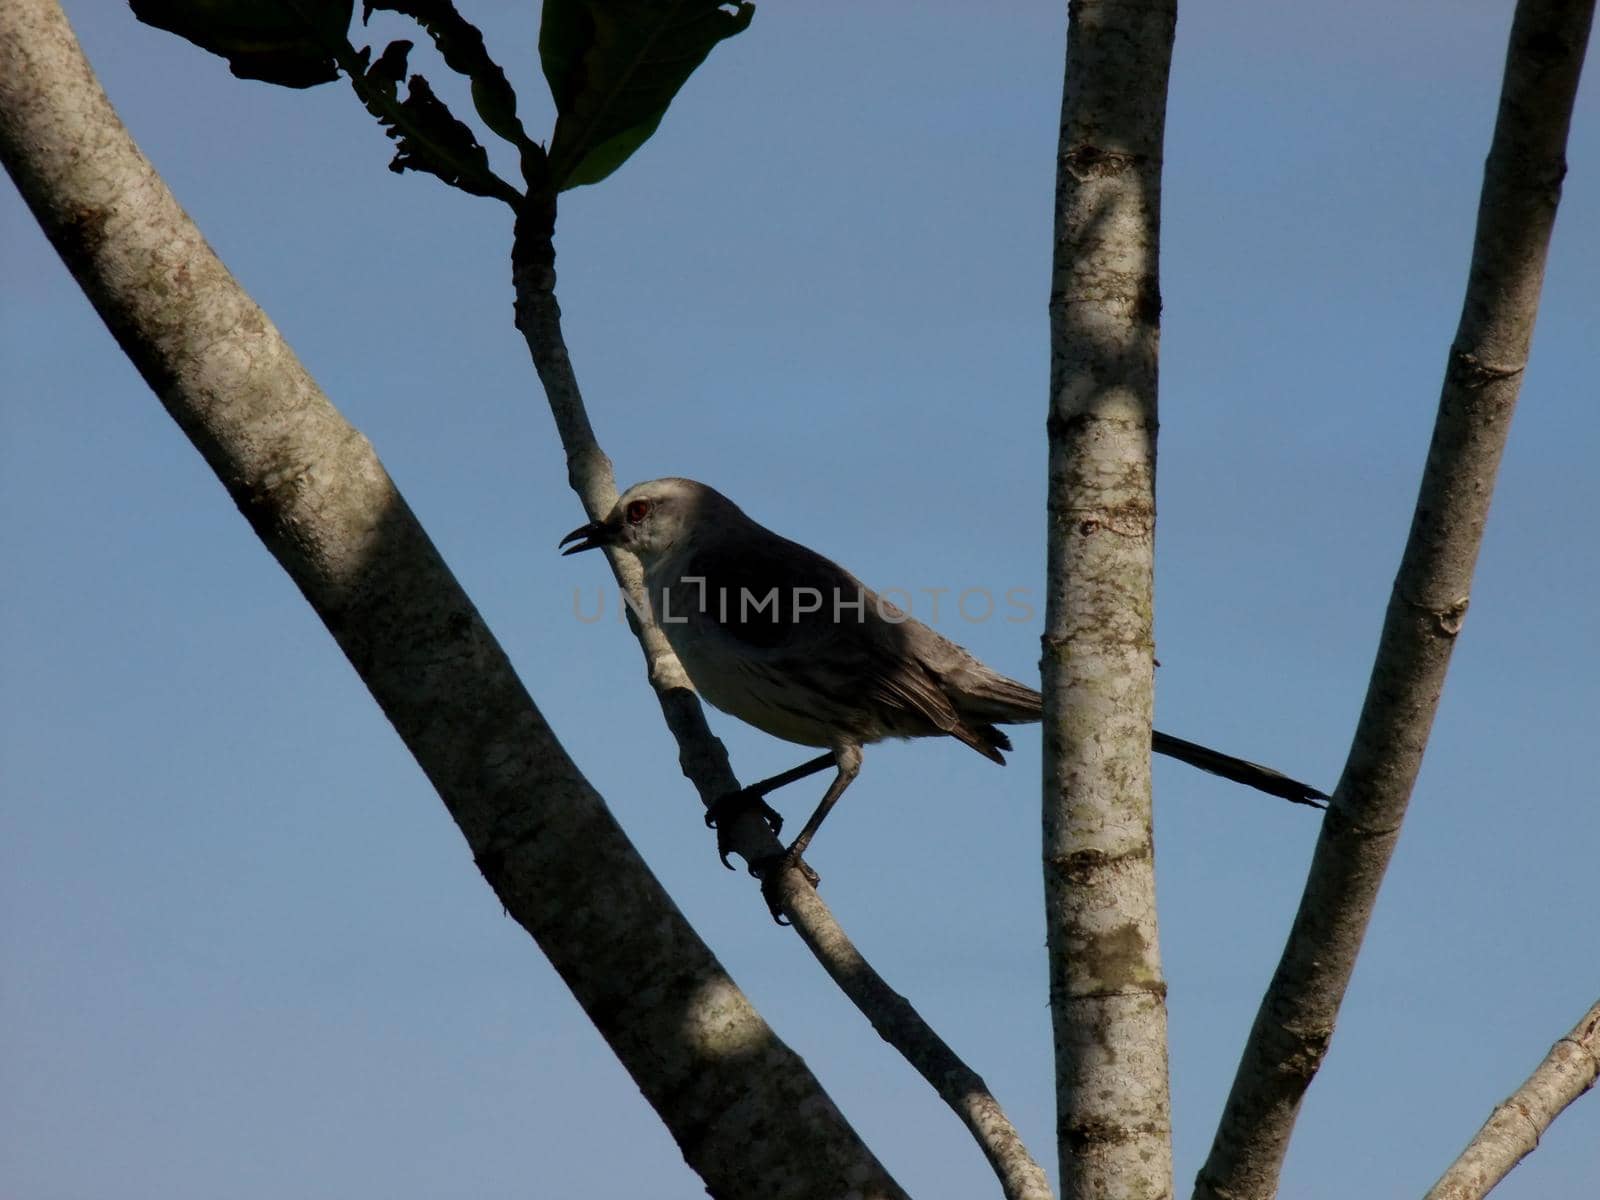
[562,477,1324,906]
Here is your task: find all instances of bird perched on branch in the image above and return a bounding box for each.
[561,477,1325,913]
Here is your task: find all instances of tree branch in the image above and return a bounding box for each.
[1043,1,1177,1196]
[1195,3,1597,1197]
[0,3,903,1197]
[1425,998,1600,1200]
[783,881,1056,1200]
[511,191,1054,1200]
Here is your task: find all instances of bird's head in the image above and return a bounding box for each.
[559,477,729,565]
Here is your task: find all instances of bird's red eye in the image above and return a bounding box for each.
[625,499,651,524]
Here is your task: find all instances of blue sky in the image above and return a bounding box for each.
[3,2,1596,1197]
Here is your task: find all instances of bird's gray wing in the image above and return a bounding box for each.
[681,535,967,738]
[680,533,845,649]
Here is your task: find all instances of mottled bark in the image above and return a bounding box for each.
[0,3,905,1196]
[1042,2,1177,1197]
[1426,999,1600,1200]
[1195,3,1596,1197]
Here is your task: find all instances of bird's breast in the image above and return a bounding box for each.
[645,565,841,748]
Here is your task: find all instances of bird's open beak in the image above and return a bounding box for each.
[559,520,613,556]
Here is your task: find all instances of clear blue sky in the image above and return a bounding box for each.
[3,2,1596,1197]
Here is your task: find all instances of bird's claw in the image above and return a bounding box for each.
[705,788,784,870]
[752,851,821,924]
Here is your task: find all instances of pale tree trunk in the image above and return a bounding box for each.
[1194,2,1596,1197]
[0,3,906,1196]
[1042,2,1177,1198]
[1426,999,1600,1200]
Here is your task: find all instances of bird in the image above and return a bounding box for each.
[561,477,1326,911]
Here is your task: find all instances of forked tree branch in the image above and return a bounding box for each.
[1195,3,1596,1197]
[1425,998,1600,1200]
[0,3,904,1197]
[1043,0,1178,1196]
[511,191,1055,1200]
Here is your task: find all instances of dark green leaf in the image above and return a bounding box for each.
[130,0,354,89]
[349,45,508,200]
[539,0,755,191]
[363,1,544,188]
[368,37,412,86]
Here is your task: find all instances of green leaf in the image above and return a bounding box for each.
[130,0,354,89]
[363,1,545,188]
[539,0,754,191]
[348,40,511,201]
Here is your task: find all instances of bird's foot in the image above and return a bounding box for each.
[705,788,784,869]
[751,850,821,925]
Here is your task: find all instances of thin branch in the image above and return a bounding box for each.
[1195,3,1597,1198]
[511,198,1054,1200]
[781,879,1056,1200]
[1043,1,1178,1196]
[1426,999,1600,1200]
[0,3,902,1197]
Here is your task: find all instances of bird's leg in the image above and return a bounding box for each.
[757,745,862,923]
[705,751,837,869]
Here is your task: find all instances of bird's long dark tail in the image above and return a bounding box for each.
[949,672,1328,807]
[1152,729,1328,808]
